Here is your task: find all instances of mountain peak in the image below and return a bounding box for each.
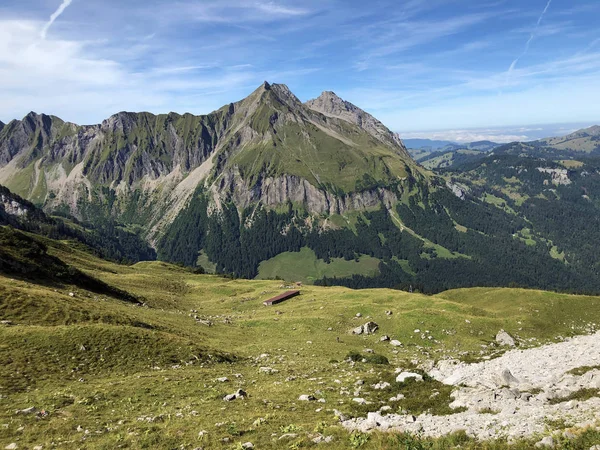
[247,81,303,110]
[306,91,410,157]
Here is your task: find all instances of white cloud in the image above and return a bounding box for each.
[0,19,262,123]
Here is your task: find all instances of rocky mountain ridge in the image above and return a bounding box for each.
[0,82,420,241]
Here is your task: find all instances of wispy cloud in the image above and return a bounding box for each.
[40,0,73,39]
[354,12,492,71]
[253,2,309,17]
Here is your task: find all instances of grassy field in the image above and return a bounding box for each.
[256,247,381,283]
[1,234,600,448]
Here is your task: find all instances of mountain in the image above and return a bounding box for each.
[406,139,500,168]
[419,149,487,170]
[536,125,600,153]
[413,140,500,170]
[493,125,600,158]
[1,82,598,294]
[0,83,419,237]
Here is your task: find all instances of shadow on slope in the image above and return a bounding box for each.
[0,226,139,304]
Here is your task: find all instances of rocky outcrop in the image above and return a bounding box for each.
[0,194,29,217]
[212,169,400,215]
[537,168,571,186]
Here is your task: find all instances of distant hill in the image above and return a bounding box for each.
[536,125,600,153]
[493,125,600,158]
[414,140,500,169]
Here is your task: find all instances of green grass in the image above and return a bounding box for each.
[196,250,217,274]
[2,236,600,448]
[256,247,380,283]
[567,365,600,376]
[548,388,600,405]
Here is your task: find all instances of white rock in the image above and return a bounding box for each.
[396,372,423,383]
[390,340,402,347]
[241,443,254,449]
[352,398,367,404]
[496,330,516,347]
[5,444,17,450]
[298,394,317,401]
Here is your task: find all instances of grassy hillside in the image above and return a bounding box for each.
[1,233,600,448]
[256,247,381,283]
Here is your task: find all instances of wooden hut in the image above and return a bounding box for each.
[263,290,300,306]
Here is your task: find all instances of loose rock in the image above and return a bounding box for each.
[396,372,423,383]
[496,329,516,347]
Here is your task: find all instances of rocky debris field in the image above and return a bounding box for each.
[344,331,600,442]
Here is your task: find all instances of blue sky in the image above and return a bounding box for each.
[1,0,599,141]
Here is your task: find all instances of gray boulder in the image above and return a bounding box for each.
[352,321,379,335]
[496,329,516,347]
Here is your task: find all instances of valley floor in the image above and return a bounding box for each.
[1,240,600,449]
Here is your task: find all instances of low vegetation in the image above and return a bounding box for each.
[1,232,600,448]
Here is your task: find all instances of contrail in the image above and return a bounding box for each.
[507,0,552,75]
[40,0,73,39]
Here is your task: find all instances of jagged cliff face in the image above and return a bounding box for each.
[0,82,423,240]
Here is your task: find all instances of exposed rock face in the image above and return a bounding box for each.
[446,181,467,200]
[305,91,410,159]
[537,167,571,185]
[0,194,29,217]
[214,170,400,215]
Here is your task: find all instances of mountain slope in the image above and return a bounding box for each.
[1,184,155,263]
[537,125,600,153]
[493,125,600,158]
